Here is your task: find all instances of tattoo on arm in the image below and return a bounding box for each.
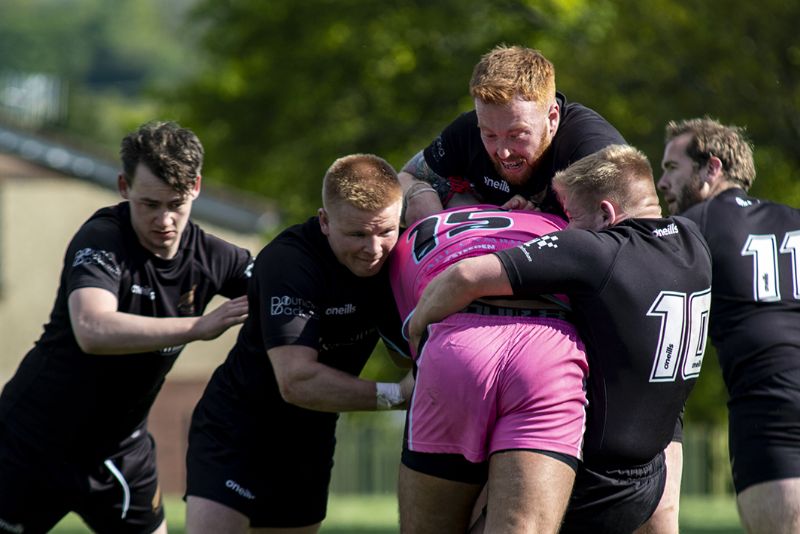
[402,151,450,201]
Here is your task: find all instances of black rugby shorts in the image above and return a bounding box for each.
[728,368,800,493]
[185,380,337,528]
[0,428,164,534]
[559,452,666,534]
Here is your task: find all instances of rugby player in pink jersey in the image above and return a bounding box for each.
[389,199,588,534]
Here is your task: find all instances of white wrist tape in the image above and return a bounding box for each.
[376,382,405,410]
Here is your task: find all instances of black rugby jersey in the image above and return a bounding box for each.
[207,217,405,424]
[496,217,712,466]
[422,92,625,216]
[682,189,800,396]
[0,202,253,461]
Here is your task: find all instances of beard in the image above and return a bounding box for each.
[492,128,553,186]
[674,173,706,213]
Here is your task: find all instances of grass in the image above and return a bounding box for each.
[52,493,744,533]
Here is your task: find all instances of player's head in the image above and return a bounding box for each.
[553,144,661,230]
[319,154,402,277]
[117,121,204,259]
[470,45,559,188]
[659,117,755,214]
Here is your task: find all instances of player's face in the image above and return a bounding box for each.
[475,96,558,187]
[555,185,607,231]
[119,163,200,259]
[319,200,402,277]
[658,133,706,214]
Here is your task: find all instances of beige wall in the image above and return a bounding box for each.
[0,161,264,386]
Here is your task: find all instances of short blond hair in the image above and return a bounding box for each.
[322,154,402,211]
[553,144,654,213]
[469,45,556,105]
[665,117,755,190]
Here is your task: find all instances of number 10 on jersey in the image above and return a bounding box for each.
[647,289,712,382]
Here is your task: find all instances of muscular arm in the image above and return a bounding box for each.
[399,151,445,226]
[268,345,412,412]
[68,287,248,355]
[408,254,512,349]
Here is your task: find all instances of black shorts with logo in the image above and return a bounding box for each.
[185,373,338,528]
[728,368,800,494]
[0,427,164,534]
[559,452,666,534]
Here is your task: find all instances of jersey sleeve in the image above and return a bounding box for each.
[422,112,474,179]
[65,220,125,297]
[560,110,627,164]
[255,240,324,352]
[207,235,254,299]
[495,228,617,297]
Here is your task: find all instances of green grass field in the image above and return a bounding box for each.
[51,493,745,533]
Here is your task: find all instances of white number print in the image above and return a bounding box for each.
[741,231,800,301]
[647,289,711,382]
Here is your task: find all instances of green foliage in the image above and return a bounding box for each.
[165,0,558,222]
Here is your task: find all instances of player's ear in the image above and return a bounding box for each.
[318,207,331,236]
[706,155,723,181]
[118,173,130,199]
[599,200,617,229]
[190,175,202,199]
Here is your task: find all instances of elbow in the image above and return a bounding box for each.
[71,318,108,354]
[275,375,305,406]
[73,333,104,354]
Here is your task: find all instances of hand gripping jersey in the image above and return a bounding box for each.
[389,205,568,349]
[496,216,712,466]
[422,93,625,216]
[682,188,800,396]
[0,202,253,462]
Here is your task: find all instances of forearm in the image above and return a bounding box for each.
[410,255,513,345]
[278,360,401,413]
[399,151,445,226]
[71,310,202,355]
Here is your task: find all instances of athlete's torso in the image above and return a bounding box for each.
[682,189,800,395]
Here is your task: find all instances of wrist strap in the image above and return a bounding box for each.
[376,382,404,410]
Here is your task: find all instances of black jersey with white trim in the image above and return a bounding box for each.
[422,92,625,216]
[0,202,253,462]
[682,188,800,396]
[211,217,405,414]
[496,216,712,466]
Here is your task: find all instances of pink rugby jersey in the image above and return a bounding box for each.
[389,205,567,348]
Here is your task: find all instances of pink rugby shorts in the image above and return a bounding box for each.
[407,313,588,462]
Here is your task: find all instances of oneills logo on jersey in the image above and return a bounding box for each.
[178,284,197,315]
[325,303,357,316]
[270,296,316,318]
[131,284,156,301]
[225,479,256,500]
[483,176,510,193]
[652,223,679,237]
[735,196,755,207]
[518,235,560,262]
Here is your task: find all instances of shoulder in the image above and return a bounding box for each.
[186,221,250,256]
[556,93,626,149]
[255,218,333,278]
[69,203,131,256]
